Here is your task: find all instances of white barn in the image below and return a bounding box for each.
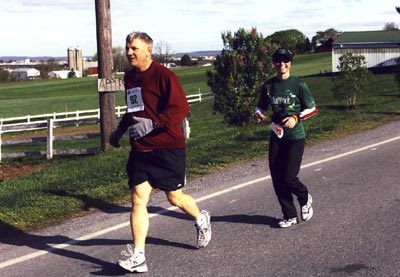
[332,30,400,72]
[48,70,82,79]
[10,68,41,80]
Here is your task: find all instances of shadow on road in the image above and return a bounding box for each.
[147,206,280,228]
[1,204,281,275]
[211,214,280,228]
[0,221,131,276]
[0,206,201,276]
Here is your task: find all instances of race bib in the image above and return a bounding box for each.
[270,122,284,138]
[126,87,144,113]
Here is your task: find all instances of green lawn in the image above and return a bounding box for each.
[292,52,332,76]
[0,67,210,118]
[0,53,399,236]
[0,54,331,118]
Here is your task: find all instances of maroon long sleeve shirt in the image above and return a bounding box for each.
[118,61,189,151]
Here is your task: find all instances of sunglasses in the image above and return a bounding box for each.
[274,58,291,63]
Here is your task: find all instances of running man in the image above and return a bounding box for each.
[110,31,212,273]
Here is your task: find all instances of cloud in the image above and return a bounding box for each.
[19,0,93,9]
[1,0,399,57]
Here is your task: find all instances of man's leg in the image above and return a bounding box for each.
[166,189,200,220]
[131,181,153,250]
[118,181,152,273]
[166,189,211,248]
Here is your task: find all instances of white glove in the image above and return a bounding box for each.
[129,116,156,140]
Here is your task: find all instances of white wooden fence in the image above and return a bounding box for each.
[0,92,213,161]
[0,119,102,161]
[0,92,212,133]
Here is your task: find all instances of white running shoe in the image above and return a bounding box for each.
[196,210,212,248]
[278,217,298,228]
[117,244,148,273]
[301,194,313,221]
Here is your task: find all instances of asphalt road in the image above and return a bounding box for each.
[1,121,399,277]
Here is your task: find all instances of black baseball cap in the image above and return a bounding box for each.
[272,48,293,63]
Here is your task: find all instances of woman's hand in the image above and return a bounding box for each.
[254,112,267,123]
[282,115,298,128]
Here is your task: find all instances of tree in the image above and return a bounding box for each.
[331,52,373,109]
[207,27,274,126]
[180,54,192,66]
[384,22,399,30]
[303,37,313,53]
[394,57,400,95]
[0,68,10,83]
[112,46,130,72]
[312,28,341,52]
[268,29,307,54]
[93,47,130,73]
[36,59,61,79]
[313,28,340,44]
[394,6,400,95]
[153,41,174,66]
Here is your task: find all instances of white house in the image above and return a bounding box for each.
[332,30,400,72]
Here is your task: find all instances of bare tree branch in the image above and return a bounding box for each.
[153,41,174,67]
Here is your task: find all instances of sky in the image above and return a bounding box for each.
[0,0,399,58]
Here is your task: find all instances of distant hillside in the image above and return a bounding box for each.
[1,51,221,62]
[176,50,221,57]
[0,56,68,62]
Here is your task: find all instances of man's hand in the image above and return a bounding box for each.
[128,116,156,140]
[109,128,124,148]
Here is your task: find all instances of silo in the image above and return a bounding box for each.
[75,47,83,73]
[67,46,83,75]
[67,46,75,70]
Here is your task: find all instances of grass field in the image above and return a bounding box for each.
[0,53,329,118]
[1,52,399,235]
[0,66,211,118]
[292,52,333,77]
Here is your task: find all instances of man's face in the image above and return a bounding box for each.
[125,38,152,71]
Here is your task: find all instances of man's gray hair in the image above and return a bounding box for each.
[126,31,153,46]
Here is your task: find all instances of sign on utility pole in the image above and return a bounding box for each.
[95,0,117,151]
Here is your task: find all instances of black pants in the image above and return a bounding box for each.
[269,136,309,219]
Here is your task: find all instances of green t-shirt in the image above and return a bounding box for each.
[257,75,316,140]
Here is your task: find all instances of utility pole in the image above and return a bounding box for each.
[95,0,118,151]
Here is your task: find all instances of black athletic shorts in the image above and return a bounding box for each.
[126,148,186,191]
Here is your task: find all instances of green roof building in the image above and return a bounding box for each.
[332,30,400,72]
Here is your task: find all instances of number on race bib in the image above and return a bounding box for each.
[126,87,144,112]
[130,95,138,105]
